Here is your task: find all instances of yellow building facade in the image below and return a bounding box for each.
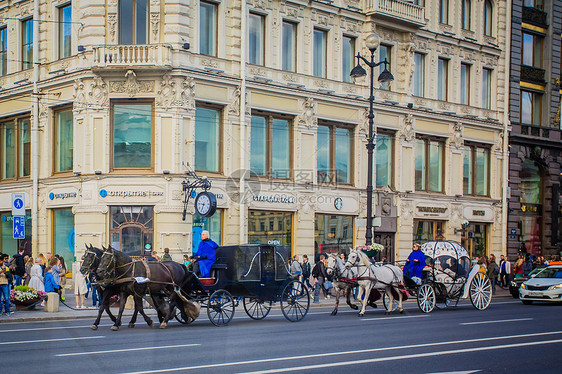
[0,0,509,266]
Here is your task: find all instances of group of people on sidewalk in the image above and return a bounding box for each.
[289,254,337,303]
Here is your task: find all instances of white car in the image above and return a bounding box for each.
[520,265,562,304]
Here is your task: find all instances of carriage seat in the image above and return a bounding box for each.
[198,263,227,286]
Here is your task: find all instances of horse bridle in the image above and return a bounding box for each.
[81,248,100,274]
[98,249,117,283]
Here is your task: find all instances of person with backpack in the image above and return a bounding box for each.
[487,254,499,296]
[312,254,329,303]
[301,255,312,290]
[12,248,26,286]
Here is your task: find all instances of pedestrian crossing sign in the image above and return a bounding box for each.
[13,216,25,239]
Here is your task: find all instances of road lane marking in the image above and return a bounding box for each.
[119,331,562,374]
[0,324,113,333]
[460,318,533,326]
[237,339,562,373]
[0,336,105,345]
[56,343,201,357]
[360,315,430,321]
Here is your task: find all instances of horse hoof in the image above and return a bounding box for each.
[159,323,167,329]
[90,325,98,331]
[358,313,364,317]
[149,321,155,328]
[399,309,404,314]
[128,323,135,328]
[385,311,391,315]
[351,304,358,310]
[110,325,119,331]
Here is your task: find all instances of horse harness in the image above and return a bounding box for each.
[347,257,401,287]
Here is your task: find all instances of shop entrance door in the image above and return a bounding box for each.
[109,206,154,257]
[374,232,395,263]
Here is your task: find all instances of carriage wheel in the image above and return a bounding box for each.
[382,292,398,312]
[207,290,235,326]
[417,284,436,313]
[280,280,310,322]
[469,272,492,310]
[243,297,272,320]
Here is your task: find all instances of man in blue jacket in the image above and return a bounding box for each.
[191,230,218,277]
[403,243,426,284]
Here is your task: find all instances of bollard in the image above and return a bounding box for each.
[125,295,135,310]
[44,293,59,313]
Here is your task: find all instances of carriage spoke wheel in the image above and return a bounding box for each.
[469,272,492,311]
[382,292,399,312]
[243,297,272,320]
[281,280,310,322]
[207,290,235,326]
[417,284,436,313]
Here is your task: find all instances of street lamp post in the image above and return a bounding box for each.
[350,33,394,246]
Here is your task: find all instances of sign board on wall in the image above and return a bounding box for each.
[12,193,25,216]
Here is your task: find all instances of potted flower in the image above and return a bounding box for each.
[356,243,384,258]
[10,285,46,310]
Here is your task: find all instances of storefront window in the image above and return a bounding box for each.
[315,214,353,259]
[52,208,75,268]
[521,159,541,204]
[195,106,220,172]
[112,102,152,169]
[192,210,222,252]
[110,206,153,256]
[413,220,445,243]
[248,210,292,246]
[520,216,541,255]
[520,158,542,255]
[0,211,31,256]
[468,223,487,259]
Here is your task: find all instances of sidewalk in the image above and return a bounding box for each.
[0,285,512,324]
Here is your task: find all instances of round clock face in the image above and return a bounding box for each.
[195,192,217,217]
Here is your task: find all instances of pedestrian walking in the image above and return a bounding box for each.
[487,254,499,295]
[12,248,26,286]
[312,254,329,303]
[72,259,88,308]
[0,256,13,315]
[522,255,533,276]
[290,255,302,280]
[24,256,33,285]
[58,256,67,301]
[499,255,511,288]
[28,258,45,292]
[301,255,312,290]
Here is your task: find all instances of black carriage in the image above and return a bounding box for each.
[180,244,310,326]
[387,241,492,313]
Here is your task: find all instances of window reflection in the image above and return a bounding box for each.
[113,103,152,169]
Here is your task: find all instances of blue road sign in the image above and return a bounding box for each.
[13,216,25,239]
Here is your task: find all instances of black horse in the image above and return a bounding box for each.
[96,246,199,330]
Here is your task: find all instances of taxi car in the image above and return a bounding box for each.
[519,265,562,304]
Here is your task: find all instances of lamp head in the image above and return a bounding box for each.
[350,63,367,79]
[377,63,394,83]
[365,33,381,52]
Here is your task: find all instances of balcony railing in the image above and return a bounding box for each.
[363,0,425,27]
[522,6,548,28]
[92,44,172,68]
[521,65,546,84]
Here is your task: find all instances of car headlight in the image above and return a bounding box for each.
[548,284,562,291]
[521,284,527,289]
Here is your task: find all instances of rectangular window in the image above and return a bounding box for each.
[52,208,74,272]
[22,18,33,70]
[521,90,542,125]
[379,44,391,90]
[414,220,445,242]
[0,27,7,76]
[193,210,222,249]
[248,210,292,247]
[248,13,264,65]
[195,106,220,172]
[282,21,296,72]
[413,53,425,97]
[1,117,31,180]
[313,28,327,78]
[315,214,354,257]
[524,0,544,10]
[59,4,72,59]
[463,145,489,196]
[415,136,444,192]
[0,212,31,256]
[200,1,217,56]
[460,63,470,105]
[342,35,355,83]
[438,58,448,101]
[376,133,393,187]
[317,123,352,184]
[439,0,449,24]
[119,0,148,45]
[484,0,493,36]
[522,32,543,68]
[250,113,291,178]
[462,0,471,30]
[112,102,152,169]
[54,108,73,173]
[482,68,492,109]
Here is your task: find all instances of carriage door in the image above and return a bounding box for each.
[260,246,275,283]
[109,206,154,257]
[374,233,394,263]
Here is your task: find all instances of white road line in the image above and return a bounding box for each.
[0,324,113,333]
[119,330,562,374]
[460,318,533,326]
[56,343,201,357]
[361,315,430,321]
[237,339,562,374]
[0,336,105,345]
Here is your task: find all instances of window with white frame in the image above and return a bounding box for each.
[59,3,72,59]
[282,21,296,72]
[438,58,448,101]
[313,28,327,78]
[342,35,355,83]
[200,1,217,56]
[413,52,425,97]
[482,68,492,109]
[248,13,264,65]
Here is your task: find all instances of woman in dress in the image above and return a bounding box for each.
[24,256,34,285]
[72,259,88,308]
[28,258,45,292]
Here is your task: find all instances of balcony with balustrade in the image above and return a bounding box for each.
[91,44,173,71]
[363,0,425,27]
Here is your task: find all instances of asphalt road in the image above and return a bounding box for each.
[1,298,560,374]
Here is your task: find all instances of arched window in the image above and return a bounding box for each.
[462,0,471,30]
[484,0,493,36]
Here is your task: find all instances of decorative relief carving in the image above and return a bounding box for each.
[108,14,117,43]
[180,77,196,110]
[110,70,154,97]
[73,79,87,113]
[249,66,268,77]
[452,122,463,149]
[282,73,299,83]
[151,13,160,39]
[313,79,328,89]
[298,98,317,130]
[156,74,176,110]
[89,76,108,108]
[229,86,241,116]
[400,113,415,143]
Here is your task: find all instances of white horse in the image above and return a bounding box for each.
[326,254,359,315]
[345,249,405,316]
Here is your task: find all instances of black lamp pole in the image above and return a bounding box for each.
[350,33,394,246]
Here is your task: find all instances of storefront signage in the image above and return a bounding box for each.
[99,189,164,198]
[463,206,494,222]
[521,204,541,214]
[252,194,296,204]
[417,206,447,214]
[49,192,77,200]
[268,239,281,245]
[472,210,486,216]
[334,198,343,210]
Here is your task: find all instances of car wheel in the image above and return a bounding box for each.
[522,300,533,305]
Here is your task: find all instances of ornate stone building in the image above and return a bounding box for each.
[0,0,509,266]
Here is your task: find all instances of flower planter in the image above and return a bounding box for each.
[13,297,42,311]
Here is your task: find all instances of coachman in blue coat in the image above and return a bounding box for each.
[403,243,426,282]
[192,230,218,278]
